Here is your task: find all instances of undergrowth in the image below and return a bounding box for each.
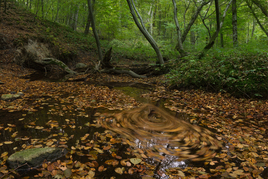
[167,44,268,98]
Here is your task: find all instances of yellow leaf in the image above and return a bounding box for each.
[1,152,8,158]
[115,167,124,175]
[130,158,142,165]
[4,141,13,144]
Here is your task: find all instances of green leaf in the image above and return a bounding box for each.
[130,158,142,165]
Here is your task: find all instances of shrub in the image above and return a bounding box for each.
[167,48,268,98]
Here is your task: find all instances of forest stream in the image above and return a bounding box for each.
[1,73,267,179]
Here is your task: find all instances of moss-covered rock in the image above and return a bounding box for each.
[1,92,23,101]
[7,147,67,171]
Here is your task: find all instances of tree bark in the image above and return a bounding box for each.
[38,58,77,75]
[251,18,256,39]
[232,0,238,47]
[126,0,164,65]
[180,0,211,43]
[199,0,233,59]
[87,0,103,63]
[194,0,212,39]
[252,0,268,17]
[84,13,91,35]
[54,0,61,22]
[172,0,187,57]
[246,0,268,37]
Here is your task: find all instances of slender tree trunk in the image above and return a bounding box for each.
[84,13,91,35]
[252,0,268,17]
[183,1,191,29]
[181,0,211,43]
[54,0,61,22]
[41,0,44,18]
[246,0,268,37]
[199,0,233,59]
[175,0,211,51]
[220,33,224,47]
[172,0,187,57]
[232,0,238,47]
[126,0,164,65]
[88,0,103,62]
[35,0,40,17]
[148,4,154,35]
[251,18,256,39]
[73,5,79,31]
[195,0,212,39]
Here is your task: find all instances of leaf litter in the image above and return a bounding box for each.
[0,67,268,178]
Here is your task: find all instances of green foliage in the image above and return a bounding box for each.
[167,45,268,98]
[109,39,156,61]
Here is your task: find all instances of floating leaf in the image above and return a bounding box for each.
[115,167,124,175]
[130,158,142,165]
[1,152,8,158]
[87,170,95,177]
[4,141,13,144]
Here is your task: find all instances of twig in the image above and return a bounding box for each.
[0,163,30,179]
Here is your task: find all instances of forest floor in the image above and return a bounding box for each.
[1,4,268,179]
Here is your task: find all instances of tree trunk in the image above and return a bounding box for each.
[126,0,164,65]
[148,4,154,35]
[84,13,91,35]
[251,18,256,39]
[180,0,211,43]
[196,0,212,39]
[220,33,224,47]
[199,0,233,59]
[172,0,187,57]
[54,0,61,22]
[73,5,79,31]
[246,0,268,37]
[88,0,103,63]
[232,0,238,47]
[41,0,44,18]
[252,0,268,17]
[190,31,196,46]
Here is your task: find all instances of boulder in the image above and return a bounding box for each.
[7,147,67,171]
[75,63,87,69]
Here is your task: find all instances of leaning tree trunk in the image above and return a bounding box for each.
[246,0,268,37]
[198,0,233,59]
[87,0,102,67]
[126,0,164,65]
[172,0,187,57]
[252,0,268,17]
[180,0,211,44]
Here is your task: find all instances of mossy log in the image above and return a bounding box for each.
[35,58,77,75]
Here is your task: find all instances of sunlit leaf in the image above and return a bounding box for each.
[130,158,142,165]
[4,141,13,144]
[87,170,95,177]
[1,152,8,158]
[115,167,124,175]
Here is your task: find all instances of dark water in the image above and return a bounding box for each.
[4,73,259,178]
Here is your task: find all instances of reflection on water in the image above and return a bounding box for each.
[99,104,222,163]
